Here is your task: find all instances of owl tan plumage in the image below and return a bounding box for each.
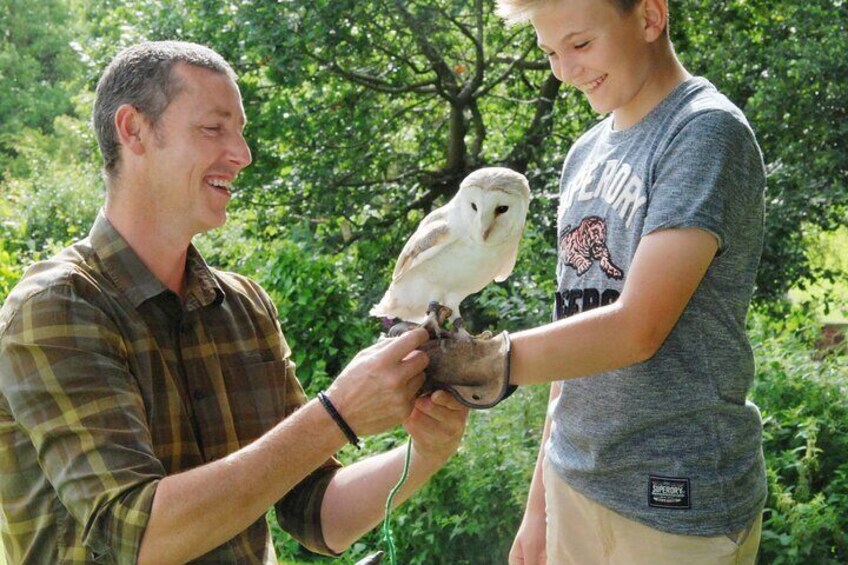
[370,167,531,332]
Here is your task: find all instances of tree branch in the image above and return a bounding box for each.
[392,0,460,101]
[505,73,561,172]
[368,20,429,75]
[478,41,539,99]
[491,56,550,71]
[310,55,437,94]
[469,99,486,162]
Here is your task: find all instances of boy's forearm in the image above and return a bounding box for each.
[510,228,718,386]
[526,382,559,515]
[510,301,653,386]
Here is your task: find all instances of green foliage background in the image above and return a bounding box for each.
[0,0,846,563]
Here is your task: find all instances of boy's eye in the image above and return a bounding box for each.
[203,125,222,133]
[574,41,591,50]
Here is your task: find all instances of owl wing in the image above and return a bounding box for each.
[392,208,456,283]
[493,236,521,282]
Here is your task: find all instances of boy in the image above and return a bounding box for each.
[494,0,767,562]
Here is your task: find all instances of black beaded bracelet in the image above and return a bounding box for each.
[317,391,361,449]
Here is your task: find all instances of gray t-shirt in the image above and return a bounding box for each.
[547,77,767,536]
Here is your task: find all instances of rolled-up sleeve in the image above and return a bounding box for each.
[0,282,165,563]
[275,460,341,556]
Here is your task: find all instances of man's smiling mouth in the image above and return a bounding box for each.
[206,177,233,195]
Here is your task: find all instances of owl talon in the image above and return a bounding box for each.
[450,318,475,341]
[422,301,452,339]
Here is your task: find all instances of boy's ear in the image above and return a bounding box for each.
[114,103,148,157]
[641,0,668,43]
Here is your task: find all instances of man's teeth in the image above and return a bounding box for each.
[208,179,232,190]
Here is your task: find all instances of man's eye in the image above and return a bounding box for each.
[203,125,222,133]
[574,41,590,50]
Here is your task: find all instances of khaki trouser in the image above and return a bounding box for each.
[543,458,761,565]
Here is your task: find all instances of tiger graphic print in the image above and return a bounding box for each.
[559,216,623,279]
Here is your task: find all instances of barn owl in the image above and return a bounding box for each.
[370,167,531,335]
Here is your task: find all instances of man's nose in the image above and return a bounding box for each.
[230,132,252,168]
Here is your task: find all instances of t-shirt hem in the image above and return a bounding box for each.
[561,473,765,537]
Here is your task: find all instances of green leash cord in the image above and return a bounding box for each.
[382,436,413,565]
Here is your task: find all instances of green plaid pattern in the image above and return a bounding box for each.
[0,212,340,563]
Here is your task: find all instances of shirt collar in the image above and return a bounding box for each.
[184,246,225,311]
[90,210,224,310]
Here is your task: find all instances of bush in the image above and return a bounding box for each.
[265,302,848,564]
[271,385,548,565]
[0,111,101,304]
[749,305,848,564]
[197,210,377,394]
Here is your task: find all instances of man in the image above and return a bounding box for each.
[0,41,468,564]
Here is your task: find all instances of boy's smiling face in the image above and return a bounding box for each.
[532,0,668,129]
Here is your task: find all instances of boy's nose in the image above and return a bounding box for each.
[558,56,583,85]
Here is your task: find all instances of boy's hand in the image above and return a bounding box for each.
[509,509,547,565]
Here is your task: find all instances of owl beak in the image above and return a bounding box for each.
[475,216,491,243]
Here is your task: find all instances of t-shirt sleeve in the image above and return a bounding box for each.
[642,110,764,253]
[0,283,164,564]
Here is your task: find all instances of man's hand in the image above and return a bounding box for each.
[404,390,469,463]
[419,331,514,408]
[326,328,429,437]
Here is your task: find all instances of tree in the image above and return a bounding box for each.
[164,0,848,305]
[0,0,86,175]
[4,0,846,307]
[227,0,589,325]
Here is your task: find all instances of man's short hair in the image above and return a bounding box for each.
[496,0,641,25]
[93,41,237,181]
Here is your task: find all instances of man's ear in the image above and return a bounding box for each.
[641,0,668,43]
[114,103,148,157]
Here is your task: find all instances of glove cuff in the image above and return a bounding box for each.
[440,330,515,410]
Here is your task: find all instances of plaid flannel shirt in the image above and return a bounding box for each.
[0,211,341,563]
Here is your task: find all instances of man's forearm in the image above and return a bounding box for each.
[320,441,449,553]
[138,399,347,565]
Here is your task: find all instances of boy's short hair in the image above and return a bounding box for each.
[93,41,237,181]
[496,0,641,24]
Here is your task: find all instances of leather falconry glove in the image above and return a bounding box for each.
[418,331,516,409]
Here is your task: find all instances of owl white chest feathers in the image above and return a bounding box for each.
[370,167,531,324]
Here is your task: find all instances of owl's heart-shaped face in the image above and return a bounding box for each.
[456,176,530,246]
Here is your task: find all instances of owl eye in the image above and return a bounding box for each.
[495,205,509,215]
[471,203,478,212]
